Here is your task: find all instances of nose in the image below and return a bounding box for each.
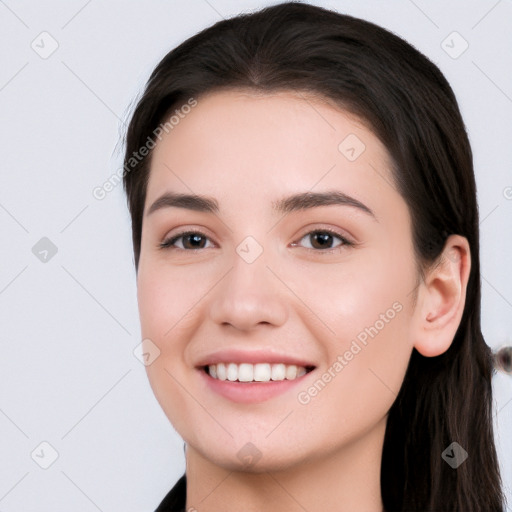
[208,248,288,332]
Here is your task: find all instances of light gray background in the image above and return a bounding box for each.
[0,0,511,510]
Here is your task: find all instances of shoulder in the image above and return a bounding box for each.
[154,473,187,512]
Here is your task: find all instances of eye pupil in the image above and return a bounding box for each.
[185,234,206,249]
[311,232,333,249]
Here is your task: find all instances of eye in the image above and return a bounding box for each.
[292,228,354,252]
[159,230,214,250]
[159,228,354,252]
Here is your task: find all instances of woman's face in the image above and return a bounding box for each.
[137,90,418,472]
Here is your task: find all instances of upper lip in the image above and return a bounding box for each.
[195,348,316,368]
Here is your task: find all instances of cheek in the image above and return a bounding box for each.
[295,292,412,444]
[290,242,414,340]
[137,264,205,340]
[295,244,415,406]
[136,265,203,431]
[136,263,213,388]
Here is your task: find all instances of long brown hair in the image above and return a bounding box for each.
[122,2,505,510]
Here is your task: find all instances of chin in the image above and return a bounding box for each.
[189,435,316,474]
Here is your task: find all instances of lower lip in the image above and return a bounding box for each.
[198,368,313,404]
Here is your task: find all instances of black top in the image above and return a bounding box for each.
[155,474,187,512]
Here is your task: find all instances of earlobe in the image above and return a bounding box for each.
[412,235,471,357]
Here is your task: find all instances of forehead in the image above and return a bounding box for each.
[145,89,399,219]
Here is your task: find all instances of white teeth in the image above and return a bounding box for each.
[271,363,286,381]
[207,362,310,382]
[227,363,238,381]
[286,365,297,380]
[216,363,227,380]
[238,363,253,382]
[253,363,271,382]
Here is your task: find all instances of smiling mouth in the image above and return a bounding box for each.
[203,362,316,382]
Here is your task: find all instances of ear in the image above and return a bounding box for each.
[411,234,471,357]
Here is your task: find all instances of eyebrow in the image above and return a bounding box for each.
[146,190,377,220]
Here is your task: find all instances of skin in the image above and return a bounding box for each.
[136,90,471,512]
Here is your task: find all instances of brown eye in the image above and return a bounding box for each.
[295,229,353,252]
[160,231,213,250]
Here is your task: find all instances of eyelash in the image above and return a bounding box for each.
[159,228,354,254]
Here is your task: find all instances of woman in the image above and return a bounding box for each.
[122,2,505,510]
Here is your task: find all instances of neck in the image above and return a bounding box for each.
[185,417,386,512]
